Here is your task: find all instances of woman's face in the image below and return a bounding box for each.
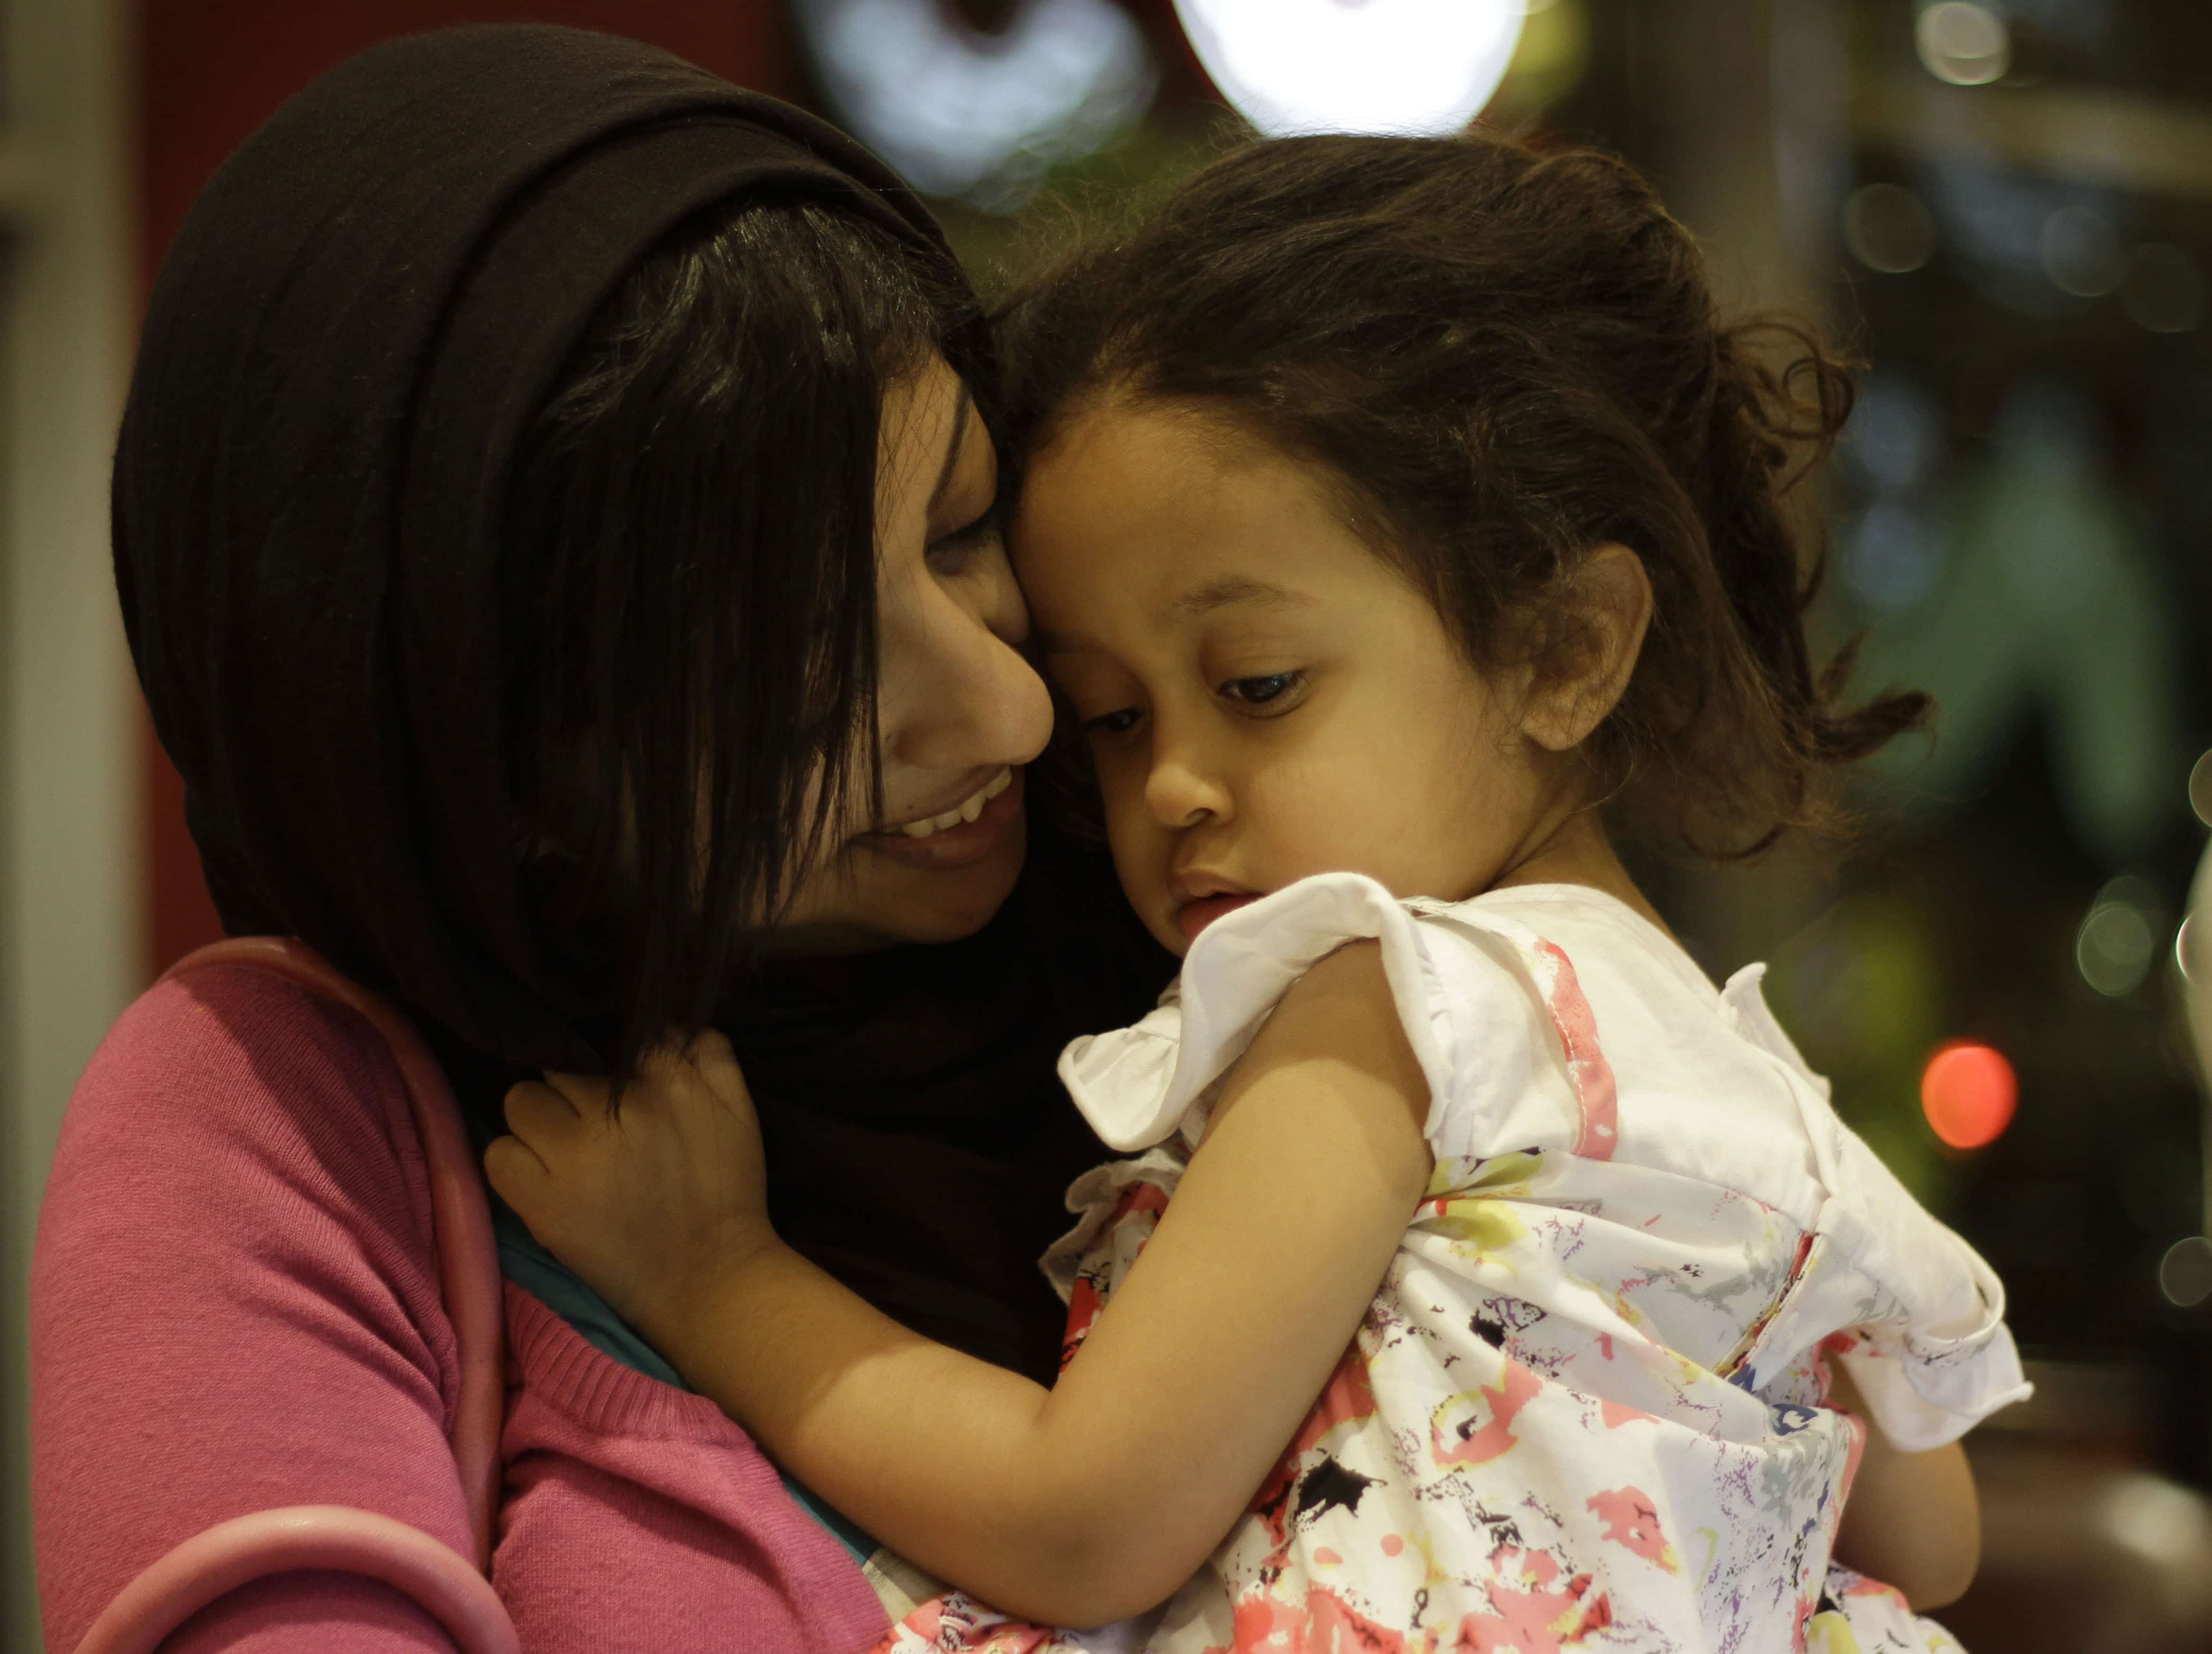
[768,358,1053,952]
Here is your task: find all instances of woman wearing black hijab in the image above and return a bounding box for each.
[32,25,1165,1654]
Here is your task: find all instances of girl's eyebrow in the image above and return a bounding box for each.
[1032,574,1313,656]
[1173,575,1311,616]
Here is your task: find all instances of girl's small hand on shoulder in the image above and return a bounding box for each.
[484,1031,777,1340]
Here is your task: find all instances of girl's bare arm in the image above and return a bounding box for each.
[1829,1361,1983,1609]
[489,941,1432,1629]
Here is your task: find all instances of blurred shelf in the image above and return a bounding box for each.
[1855,73,2212,202]
[0,141,36,219]
[1949,1432,2212,1651]
[1974,1359,2159,1454]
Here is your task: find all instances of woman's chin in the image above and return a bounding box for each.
[863,820,1029,944]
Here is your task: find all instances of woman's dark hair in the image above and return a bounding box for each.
[503,196,986,1077]
[1001,131,1928,859]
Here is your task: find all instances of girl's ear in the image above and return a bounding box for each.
[1517,542,1653,754]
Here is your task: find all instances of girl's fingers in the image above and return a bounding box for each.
[633,1039,694,1091]
[688,1028,736,1067]
[505,1078,588,1149]
[542,1069,610,1117]
[482,1132,548,1211]
[686,1029,751,1107]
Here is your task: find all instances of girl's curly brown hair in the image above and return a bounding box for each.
[999,130,1927,859]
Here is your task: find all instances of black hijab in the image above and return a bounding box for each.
[116,25,1170,1379]
[114,23,959,1072]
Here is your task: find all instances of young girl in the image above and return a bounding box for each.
[490,133,2026,1653]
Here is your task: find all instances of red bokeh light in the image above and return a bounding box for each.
[1919,1041,2018,1150]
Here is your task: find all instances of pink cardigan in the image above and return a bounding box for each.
[31,962,889,1653]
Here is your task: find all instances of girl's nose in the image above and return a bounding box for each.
[886,547,1054,773]
[1141,732,1233,830]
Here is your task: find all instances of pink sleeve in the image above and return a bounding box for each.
[33,964,891,1654]
[31,966,478,1653]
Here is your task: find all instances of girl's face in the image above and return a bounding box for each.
[1016,401,1566,958]
[770,359,1054,952]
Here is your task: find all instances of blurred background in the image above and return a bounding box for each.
[3,1,2210,1648]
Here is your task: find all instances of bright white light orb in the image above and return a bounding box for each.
[1172,0,1526,138]
[796,0,1156,209]
[1916,2,2010,87]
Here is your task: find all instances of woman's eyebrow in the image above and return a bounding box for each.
[929,386,976,511]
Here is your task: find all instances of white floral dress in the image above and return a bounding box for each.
[877,875,2028,1654]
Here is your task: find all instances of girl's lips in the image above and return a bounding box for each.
[855,767,1025,870]
[1176,892,1259,943]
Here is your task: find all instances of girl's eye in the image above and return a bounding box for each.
[1219,671,1304,709]
[1081,707,1144,739]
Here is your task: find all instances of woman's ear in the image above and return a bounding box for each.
[1517,542,1653,754]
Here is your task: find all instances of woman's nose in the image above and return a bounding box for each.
[885,548,1053,772]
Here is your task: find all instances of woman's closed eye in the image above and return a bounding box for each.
[925,505,1004,570]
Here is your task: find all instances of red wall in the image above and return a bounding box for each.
[135,2,801,974]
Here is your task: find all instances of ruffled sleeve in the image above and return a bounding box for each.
[1720,965,2034,1449]
[1813,1123,2032,1449]
[1824,1218,2031,1451]
[1057,873,1460,1151]
[1057,872,1595,1160]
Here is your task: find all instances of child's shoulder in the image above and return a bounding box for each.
[1434,882,1793,1077]
[1436,881,1717,1004]
[1417,882,1842,1191]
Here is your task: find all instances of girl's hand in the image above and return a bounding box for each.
[483,1031,778,1342]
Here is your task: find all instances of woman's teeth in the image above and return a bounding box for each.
[896,767,1013,839]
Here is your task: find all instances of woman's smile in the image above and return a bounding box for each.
[858,765,1025,871]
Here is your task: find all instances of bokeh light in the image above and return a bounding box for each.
[2159,1236,2212,1309]
[1916,2,2011,87]
[1172,0,1525,139]
[2099,1473,2212,1570]
[1844,372,1946,492]
[2041,206,2125,298]
[794,0,1156,209]
[2121,243,2208,334]
[1920,1040,2019,1149]
[1842,499,1946,610]
[2077,896,2158,997]
[1845,182,1937,275]
[2188,841,2212,1085]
